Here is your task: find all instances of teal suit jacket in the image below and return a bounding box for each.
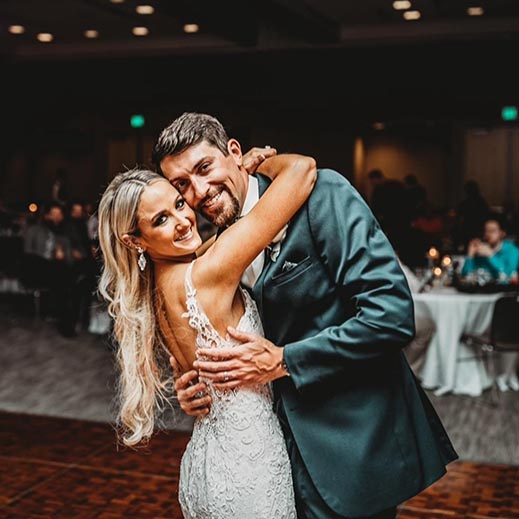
[252,169,457,517]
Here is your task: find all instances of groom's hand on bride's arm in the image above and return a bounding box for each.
[194,327,289,390]
[169,357,212,417]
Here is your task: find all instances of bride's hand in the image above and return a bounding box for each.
[170,356,212,417]
[242,146,277,174]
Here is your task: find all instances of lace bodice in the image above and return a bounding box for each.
[178,260,296,519]
[181,260,269,405]
[182,260,262,356]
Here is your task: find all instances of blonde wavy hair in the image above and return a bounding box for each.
[97,168,173,447]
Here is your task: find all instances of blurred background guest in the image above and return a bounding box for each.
[403,174,427,222]
[407,179,444,264]
[454,180,490,251]
[50,168,69,208]
[461,213,519,283]
[64,201,98,332]
[365,168,386,208]
[369,172,427,269]
[85,202,99,245]
[0,198,11,229]
[23,202,79,337]
[368,171,410,231]
[496,351,519,392]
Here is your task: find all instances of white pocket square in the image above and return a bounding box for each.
[282,261,298,273]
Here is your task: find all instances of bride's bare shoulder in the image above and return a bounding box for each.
[155,262,191,304]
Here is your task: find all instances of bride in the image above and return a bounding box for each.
[97,150,316,518]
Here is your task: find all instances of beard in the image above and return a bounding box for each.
[201,186,241,228]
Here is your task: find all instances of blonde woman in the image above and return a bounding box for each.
[97,147,316,519]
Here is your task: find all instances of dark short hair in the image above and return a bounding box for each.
[152,112,230,174]
[44,201,64,214]
[486,212,507,232]
[368,168,383,180]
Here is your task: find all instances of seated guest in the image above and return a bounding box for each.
[496,354,519,392]
[23,202,72,269]
[23,202,78,337]
[461,213,519,283]
[64,201,98,331]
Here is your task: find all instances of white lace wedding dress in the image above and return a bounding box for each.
[178,261,296,519]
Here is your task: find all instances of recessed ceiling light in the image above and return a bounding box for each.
[393,1,411,10]
[8,24,25,35]
[84,29,99,39]
[183,23,199,34]
[136,5,154,15]
[110,0,125,3]
[132,26,149,36]
[467,6,484,16]
[37,32,54,42]
[403,10,421,20]
[373,122,385,131]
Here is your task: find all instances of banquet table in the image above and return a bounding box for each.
[413,287,504,397]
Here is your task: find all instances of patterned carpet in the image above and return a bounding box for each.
[2,411,518,519]
[1,293,518,465]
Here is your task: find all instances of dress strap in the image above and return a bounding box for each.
[182,259,197,320]
[181,259,222,349]
[184,259,197,298]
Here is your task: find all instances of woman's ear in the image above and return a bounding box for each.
[121,233,138,250]
[227,138,243,166]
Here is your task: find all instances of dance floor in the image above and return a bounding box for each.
[1,412,518,519]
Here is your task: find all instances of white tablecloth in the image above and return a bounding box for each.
[414,287,503,396]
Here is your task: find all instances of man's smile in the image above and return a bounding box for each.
[203,191,223,209]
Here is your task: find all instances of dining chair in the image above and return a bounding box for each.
[461,293,519,405]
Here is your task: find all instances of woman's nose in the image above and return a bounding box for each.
[175,216,191,231]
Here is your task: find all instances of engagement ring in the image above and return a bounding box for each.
[223,371,229,382]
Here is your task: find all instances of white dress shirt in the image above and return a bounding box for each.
[240,176,265,288]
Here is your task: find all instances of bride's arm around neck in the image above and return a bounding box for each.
[196,154,317,291]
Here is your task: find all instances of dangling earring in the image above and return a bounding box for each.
[136,246,147,271]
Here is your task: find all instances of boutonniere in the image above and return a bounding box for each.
[267,224,288,262]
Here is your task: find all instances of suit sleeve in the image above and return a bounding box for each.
[283,170,415,392]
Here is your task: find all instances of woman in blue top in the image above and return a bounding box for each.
[461,214,519,283]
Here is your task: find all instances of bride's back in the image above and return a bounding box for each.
[154,258,246,373]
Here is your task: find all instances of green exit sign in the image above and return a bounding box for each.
[501,106,518,121]
[130,114,145,128]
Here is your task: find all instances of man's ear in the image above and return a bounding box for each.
[227,138,243,166]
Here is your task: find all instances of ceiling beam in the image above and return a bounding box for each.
[157,0,259,47]
[4,34,238,61]
[339,17,519,44]
[260,0,341,45]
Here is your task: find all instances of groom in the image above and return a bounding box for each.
[152,112,458,519]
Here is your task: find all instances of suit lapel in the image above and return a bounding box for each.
[255,172,271,197]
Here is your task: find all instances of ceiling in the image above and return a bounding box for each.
[1,0,519,61]
[1,0,519,130]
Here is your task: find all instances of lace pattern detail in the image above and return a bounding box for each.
[178,260,296,519]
